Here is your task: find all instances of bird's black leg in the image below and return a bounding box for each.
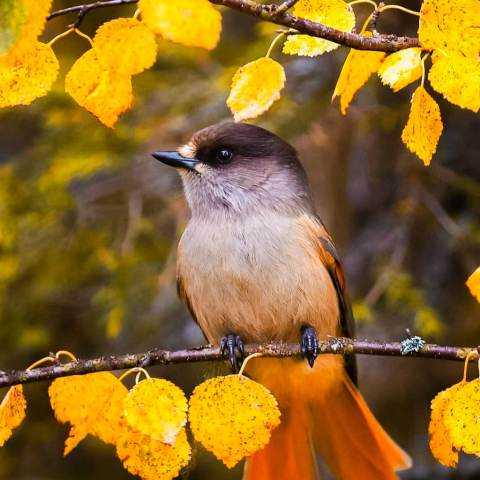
[301,325,318,368]
[220,333,245,373]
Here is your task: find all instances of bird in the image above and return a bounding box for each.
[152,122,411,480]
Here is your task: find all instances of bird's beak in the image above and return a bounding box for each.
[152,151,199,171]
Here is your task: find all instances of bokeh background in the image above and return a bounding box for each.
[0,1,479,478]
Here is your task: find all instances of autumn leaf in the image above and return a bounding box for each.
[189,375,281,468]
[123,378,187,444]
[0,385,27,447]
[139,0,222,50]
[93,18,157,76]
[0,41,59,107]
[443,379,480,456]
[227,57,285,122]
[419,0,480,58]
[332,34,385,114]
[49,372,128,455]
[428,52,480,113]
[429,383,462,467]
[378,48,423,92]
[283,0,355,57]
[466,267,480,303]
[65,49,133,128]
[116,426,191,480]
[401,86,443,166]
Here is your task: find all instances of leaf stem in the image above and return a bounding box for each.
[420,52,429,87]
[238,353,264,376]
[266,32,286,58]
[73,28,94,47]
[348,0,378,8]
[48,28,74,47]
[119,367,150,383]
[379,4,420,16]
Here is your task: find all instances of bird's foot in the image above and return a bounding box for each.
[220,333,245,373]
[301,325,318,368]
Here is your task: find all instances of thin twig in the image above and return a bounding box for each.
[47,0,419,52]
[0,337,477,389]
[275,0,301,14]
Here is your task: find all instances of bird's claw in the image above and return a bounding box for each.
[301,325,318,368]
[220,334,245,373]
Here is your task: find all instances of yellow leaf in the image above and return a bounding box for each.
[419,0,480,58]
[428,52,480,113]
[332,34,385,114]
[466,267,480,303]
[116,426,191,480]
[49,372,128,455]
[0,385,27,447]
[189,375,281,468]
[65,49,133,128]
[227,57,285,122]
[378,48,423,92]
[139,0,221,50]
[283,0,355,56]
[401,86,443,166]
[0,41,58,107]
[123,378,187,444]
[93,18,157,76]
[429,383,461,467]
[443,379,480,456]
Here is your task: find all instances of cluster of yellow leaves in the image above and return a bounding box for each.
[0,0,58,108]
[283,0,355,57]
[0,385,26,447]
[429,379,480,467]
[466,267,480,303]
[189,375,281,467]
[227,57,286,122]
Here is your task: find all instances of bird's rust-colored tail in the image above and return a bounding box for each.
[244,356,411,480]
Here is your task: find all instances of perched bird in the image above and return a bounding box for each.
[152,122,411,480]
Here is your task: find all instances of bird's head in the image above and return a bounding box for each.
[152,122,312,218]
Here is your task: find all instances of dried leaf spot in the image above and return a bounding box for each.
[139,0,222,50]
[428,52,480,113]
[332,33,385,114]
[0,385,27,447]
[49,372,128,455]
[227,57,286,122]
[116,426,191,480]
[466,267,480,303]
[189,375,281,468]
[93,18,157,76]
[378,48,423,92]
[123,378,188,444]
[283,0,355,57]
[65,49,133,128]
[0,41,59,108]
[401,86,443,166]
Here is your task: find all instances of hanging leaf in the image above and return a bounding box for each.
[378,48,423,92]
[466,267,480,303]
[116,426,191,480]
[227,57,285,122]
[418,0,480,58]
[49,372,128,455]
[189,375,281,468]
[139,0,221,50]
[0,385,27,447]
[93,18,157,76]
[283,0,355,57]
[123,378,187,444]
[65,49,133,128]
[428,52,480,113]
[429,383,462,467]
[401,86,443,166]
[0,41,59,108]
[332,34,385,114]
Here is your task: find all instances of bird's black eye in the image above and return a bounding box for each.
[214,148,233,164]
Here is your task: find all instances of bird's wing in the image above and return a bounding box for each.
[314,218,357,385]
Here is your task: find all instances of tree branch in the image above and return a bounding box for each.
[0,337,476,389]
[46,0,419,52]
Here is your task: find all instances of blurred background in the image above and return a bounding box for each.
[0,0,479,478]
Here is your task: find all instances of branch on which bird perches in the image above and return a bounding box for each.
[0,336,477,389]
